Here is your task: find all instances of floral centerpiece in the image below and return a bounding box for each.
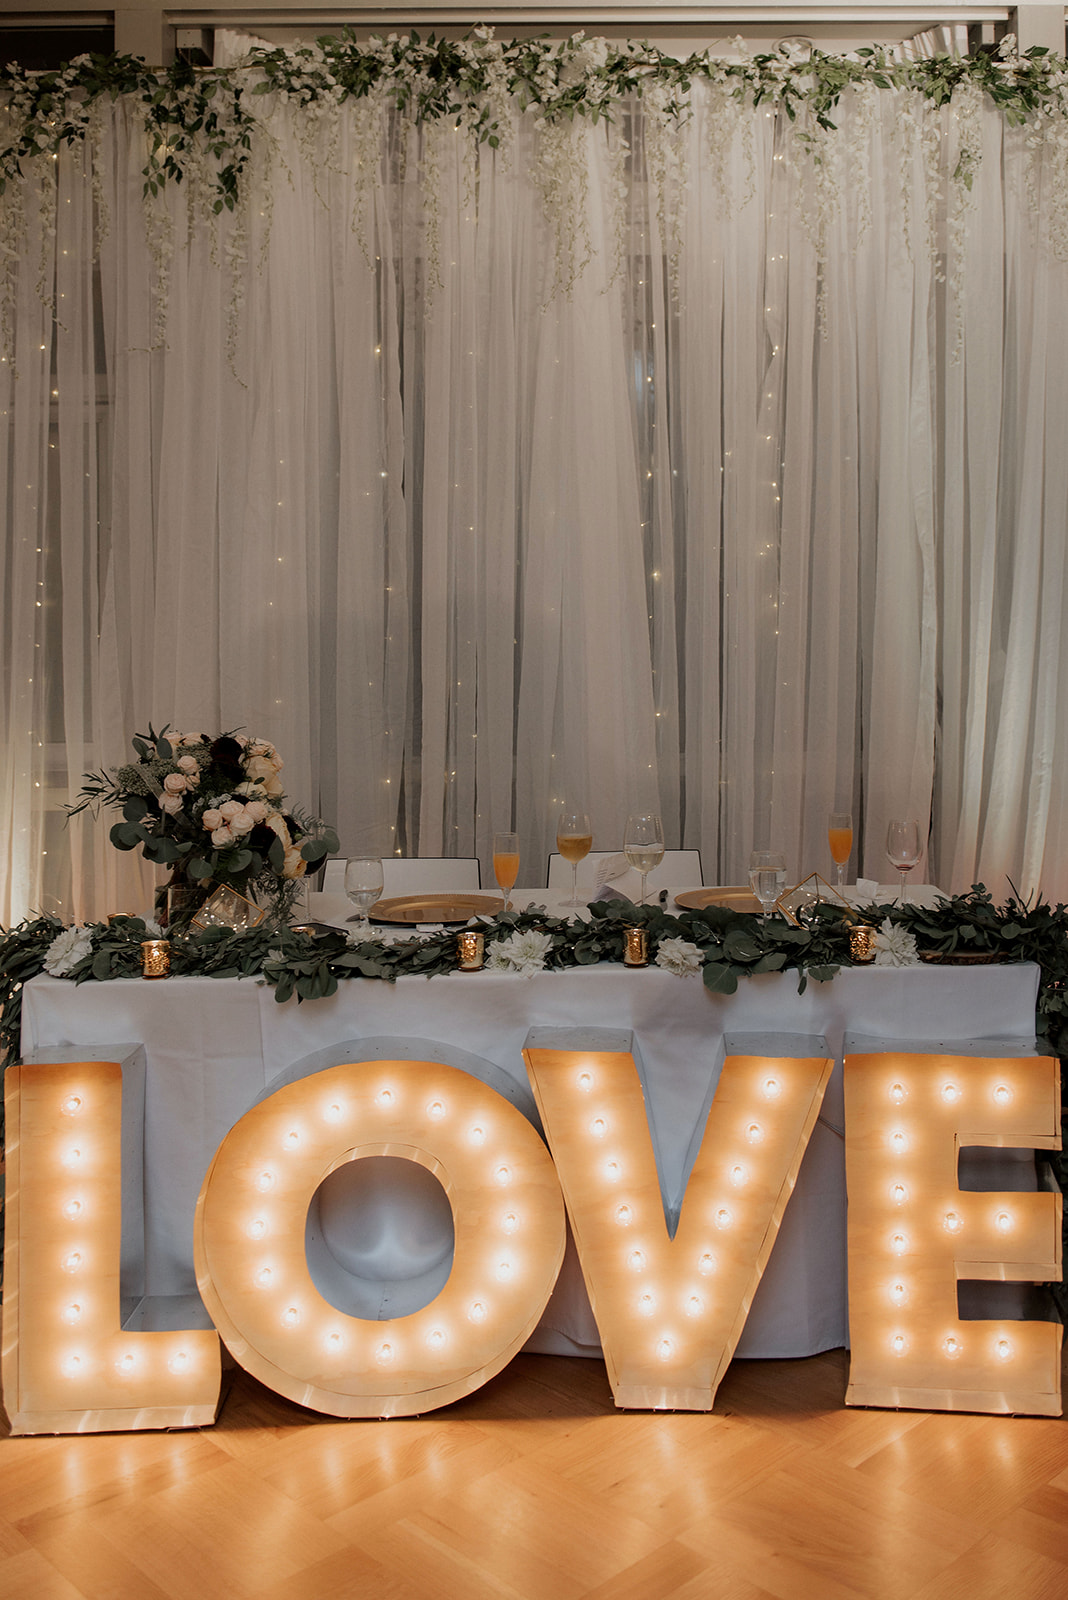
[68,725,339,928]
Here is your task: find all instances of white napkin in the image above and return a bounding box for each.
[850,879,882,904]
[593,853,630,892]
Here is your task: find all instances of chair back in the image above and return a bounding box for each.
[322,857,482,895]
[545,849,703,892]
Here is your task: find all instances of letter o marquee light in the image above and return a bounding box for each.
[194,1059,566,1417]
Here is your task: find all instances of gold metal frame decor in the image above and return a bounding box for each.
[776,872,858,928]
[189,884,266,933]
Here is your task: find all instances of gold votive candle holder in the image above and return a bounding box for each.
[457,929,485,970]
[623,927,648,967]
[140,938,171,979]
[848,924,877,963]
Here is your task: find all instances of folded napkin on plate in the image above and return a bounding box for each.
[593,853,631,892]
[592,883,634,904]
[850,879,882,904]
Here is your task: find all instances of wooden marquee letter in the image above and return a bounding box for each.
[844,1038,1062,1416]
[194,1057,566,1418]
[2,1050,221,1435]
[522,1028,833,1410]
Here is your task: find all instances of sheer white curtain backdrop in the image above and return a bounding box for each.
[3,50,1068,926]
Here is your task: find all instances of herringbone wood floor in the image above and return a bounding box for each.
[2,1348,1068,1600]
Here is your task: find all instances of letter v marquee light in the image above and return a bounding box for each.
[522,1028,833,1410]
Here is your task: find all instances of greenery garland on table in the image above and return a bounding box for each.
[3,884,1068,1070]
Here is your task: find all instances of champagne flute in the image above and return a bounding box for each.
[623,813,664,907]
[828,811,853,890]
[886,820,922,905]
[748,850,787,924]
[557,808,592,909]
[493,831,519,912]
[344,855,384,933]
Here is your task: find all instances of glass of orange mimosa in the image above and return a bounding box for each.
[492,831,519,912]
[828,812,853,889]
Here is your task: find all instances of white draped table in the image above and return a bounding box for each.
[21,960,1041,1360]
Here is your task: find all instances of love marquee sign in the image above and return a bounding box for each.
[2,1029,1061,1435]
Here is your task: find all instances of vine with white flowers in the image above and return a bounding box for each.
[3,30,1068,358]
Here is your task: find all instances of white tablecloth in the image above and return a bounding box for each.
[21,958,1040,1359]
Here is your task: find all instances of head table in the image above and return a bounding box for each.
[20,919,1041,1363]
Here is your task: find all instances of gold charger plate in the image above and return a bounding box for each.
[675,886,761,914]
[370,893,501,925]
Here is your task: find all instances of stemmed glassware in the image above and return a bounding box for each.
[623,813,664,907]
[344,855,384,933]
[885,820,922,904]
[748,851,787,924]
[828,812,853,890]
[493,831,519,912]
[557,808,592,909]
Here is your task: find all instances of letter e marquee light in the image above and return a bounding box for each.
[194,1057,566,1417]
[843,1038,1062,1416]
[523,1028,833,1410]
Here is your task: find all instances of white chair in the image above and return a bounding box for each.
[546,849,703,892]
[322,857,482,895]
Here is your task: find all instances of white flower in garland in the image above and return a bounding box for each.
[654,937,704,977]
[872,917,921,967]
[486,928,553,977]
[43,924,95,977]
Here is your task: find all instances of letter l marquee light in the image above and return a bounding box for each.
[522,1028,833,1410]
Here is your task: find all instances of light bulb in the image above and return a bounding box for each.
[577,1070,594,1091]
[255,1267,273,1288]
[427,1099,446,1121]
[745,1122,764,1144]
[468,1300,487,1324]
[995,1210,1013,1233]
[888,1281,909,1306]
[62,1147,83,1168]
[61,1302,81,1324]
[589,1117,607,1138]
[685,1295,703,1318]
[697,1251,717,1275]
[61,1094,82,1116]
[468,1125,486,1146]
[637,1292,656,1315]
[283,1130,300,1149]
[890,1183,908,1204]
[992,1084,1013,1106]
[324,1102,343,1123]
[494,1165,512,1186]
[375,1342,394,1366]
[325,1331,342,1351]
[255,1170,275,1192]
[615,1204,633,1227]
[247,1218,267,1240]
[888,1082,907,1104]
[62,1353,82,1376]
[943,1212,963,1235]
[889,1130,908,1154]
[728,1164,748,1187]
[941,1083,961,1104]
[116,1352,135,1374]
[376,1087,394,1107]
[281,1306,300,1328]
[427,1328,448,1351]
[714,1207,732,1229]
[762,1077,782,1100]
[63,1198,82,1220]
[627,1250,646,1272]
[890,1232,908,1254]
[995,1338,1013,1361]
[656,1338,675,1362]
[942,1335,961,1359]
[890,1334,908,1355]
[62,1251,82,1273]
[495,1260,513,1281]
[604,1161,621,1181]
[501,1211,519,1234]
[169,1350,191,1374]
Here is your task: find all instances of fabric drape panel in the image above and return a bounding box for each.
[6,75,1068,926]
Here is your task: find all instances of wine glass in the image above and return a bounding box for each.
[828,812,853,890]
[493,831,519,912]
[557,808,592,909]
[886,820,922,905]
[344,855,384,933]
[748,850,787,924]
[623,813,665,907]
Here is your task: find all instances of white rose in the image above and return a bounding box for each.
[43,924,94,977]
[219,800,243,821]
[212,825,235,846]
[177,755,199,774]
[201,808,223,831]
[230,811,255,835]
[163,773,187,794]
[160,793,183,814]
